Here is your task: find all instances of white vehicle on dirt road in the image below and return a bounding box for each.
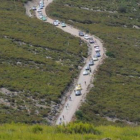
[83,70,89,75]
[84,34,90,40]
[75,90,82,96]
[92,55,98,61]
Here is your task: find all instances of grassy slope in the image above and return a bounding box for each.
[47,0,140,124]
[0,0,87,123]
[0,123,140,140]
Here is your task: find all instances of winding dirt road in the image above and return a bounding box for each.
[25,0,105,125]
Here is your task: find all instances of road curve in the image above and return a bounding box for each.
[25,0,105,125]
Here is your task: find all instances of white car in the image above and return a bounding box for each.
[53,21,59,26]
[39,15,43,19]
[94,44,99,48]
[83,70,89,75]
[95,48,100,52]
[85,65,90,70]
[92,55,98,61]
[89,59,94,66]
[75,90,81,96]
[32,6,36,10]
[84,34,90,40]
[37,8,41,12]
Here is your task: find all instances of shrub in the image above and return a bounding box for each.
[106,51,115,58]
[75,110,83,120]
[56,122,101,134]
[32,125,43,133]
[118,6,127,13]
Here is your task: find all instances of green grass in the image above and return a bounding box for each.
[47,0,140,125]
[0,123,140,140]
[0,0,87,123]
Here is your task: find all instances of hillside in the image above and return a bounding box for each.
[0,0,87,124]
[47,0,140,125]
[0,123,140,140]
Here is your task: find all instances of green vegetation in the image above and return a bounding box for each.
[0,0,87,123]
[47,0,140,124]
[0,123,140,140]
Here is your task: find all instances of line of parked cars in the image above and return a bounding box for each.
[79,31,101,76]
[53,20,67,27]
[79,31,95,44]
[32,0,47,21]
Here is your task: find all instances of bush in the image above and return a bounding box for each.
[106,51,115,58]
[76,110,83,120]
[118,6,127,13]
[32,125,43,133]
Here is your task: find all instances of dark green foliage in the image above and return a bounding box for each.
[118,6,127,13]
[75,110,83,120]
[47,0,140,125]
[32,125,43,133]
[106,51,115,58]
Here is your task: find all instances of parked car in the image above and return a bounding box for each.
[89,59,94,66]
[92,55,98,61]
[94,44,99,48]
[89,38,94,43]
[75,90,81,96]
[56,20,60,24]
[41,16,47,21]
[32,6,36,10]
[83,70,89,75]
[61,22,66,27]
[75,84,82,90]
[96,52,101,57]
[37,8,41,12]
[95,48,100,52]
[79,31,84,36]
[85,65,90,70]
[84,34,90,40]
[53,20,60,26]
[53,21,59,26]
[39,15,43,19]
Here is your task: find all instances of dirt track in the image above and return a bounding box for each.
[25,0,105,125]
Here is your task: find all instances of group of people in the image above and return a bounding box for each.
[59,96,72,124]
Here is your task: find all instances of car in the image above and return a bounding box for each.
[85,65,90,70]
[92,55,98,61]
[89,38,94,43]
[95,48,100,52]
[83,70,89,75]
[32,6,36,10]
[75,90,81,96]
[75,84,82,90]
[39,6,43,9]
[53,21,58,26]
[37,8,41,12]
[79,31,84,36]
[89,59,94,66]
[39,15,43,19]
[61,22,66,27]
[55,20,60,24]
[94,44,99,48]
[53,20,60,26]
[84,34,90,40]
[96,52,101,57]
[41,16,47,21]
